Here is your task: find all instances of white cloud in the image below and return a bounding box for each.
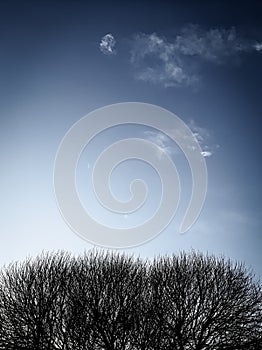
[188,119,217,157]
[143,130,179,159]
[131,33,198,88]
[143,119,216,159]
[254,42,262,51]
[174,25,249,63]
[201,151,212,157]
[130,26,261,88]
[188,119,210,141]
[99,33,116,55]
[99,26,261,88]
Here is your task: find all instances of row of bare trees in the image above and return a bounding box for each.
[0,251,261,349]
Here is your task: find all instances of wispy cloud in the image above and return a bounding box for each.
[129,25,261,88]
[99,33,116,55]
[143,130,180,159]
[99,25,261,88]
[130,32,198,88]
[188,119,218,157]
[143,119,217,158]
[174,25,251,62]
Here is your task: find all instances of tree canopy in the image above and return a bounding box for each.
[0,251,261,349]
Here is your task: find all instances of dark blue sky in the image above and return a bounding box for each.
[0,1,262,276]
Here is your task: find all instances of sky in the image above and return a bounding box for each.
[0,0,262,277]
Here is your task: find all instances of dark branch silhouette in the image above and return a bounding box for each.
[0,251,261,349]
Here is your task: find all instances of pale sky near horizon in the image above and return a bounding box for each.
[0,0,262,277]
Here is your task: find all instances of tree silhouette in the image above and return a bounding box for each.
[0,252,73,349]
[149,253,262,349]
[0,251,261,349]
[65,253,146,350]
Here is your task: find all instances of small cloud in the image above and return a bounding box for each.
[188,119,217,158]
[143,120,217,159]
[143,130,179,159]
[254,42,262,51]
[189,120,210,141]
[201,151,212,157]
[99,33,116,55]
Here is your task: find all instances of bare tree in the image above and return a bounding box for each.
[0,251,261,349]
[0,252,73,350]
[149,252,262,350]
[65,252,146,350]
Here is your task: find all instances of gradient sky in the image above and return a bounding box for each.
[0,1,262,277]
